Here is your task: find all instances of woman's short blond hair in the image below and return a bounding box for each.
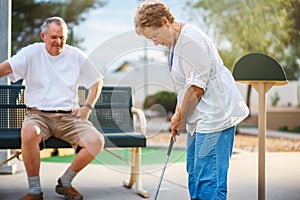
[134,0,175,35]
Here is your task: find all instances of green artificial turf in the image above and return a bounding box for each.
[41,147,186,165]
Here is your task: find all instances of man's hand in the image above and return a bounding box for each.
[71,106,91,120]
[72,80,102,120]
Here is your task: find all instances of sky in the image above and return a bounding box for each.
[74,0,192,54]
[72,0,197,101]
[72,0,199,75]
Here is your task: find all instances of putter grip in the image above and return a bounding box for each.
[167,138,174,156]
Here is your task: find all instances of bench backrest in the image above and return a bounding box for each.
[0,85,134,133]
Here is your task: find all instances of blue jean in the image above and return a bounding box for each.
[186,126,235,200]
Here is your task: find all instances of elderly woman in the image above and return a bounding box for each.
[134,1,249,200]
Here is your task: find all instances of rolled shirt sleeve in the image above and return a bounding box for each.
[181,41,211,91]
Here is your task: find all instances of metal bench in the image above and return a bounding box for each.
[0,85,149,198]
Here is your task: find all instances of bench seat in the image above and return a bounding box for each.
[0,85,149,198]
[0,132,146,149]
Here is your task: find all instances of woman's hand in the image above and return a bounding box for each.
[170,110,186,141]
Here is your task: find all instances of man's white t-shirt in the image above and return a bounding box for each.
[8,43,103,111]
[170,24,249,134]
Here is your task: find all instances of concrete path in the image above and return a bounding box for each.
[1,152,300,200]
[1,116,300,199]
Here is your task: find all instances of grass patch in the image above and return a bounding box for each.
[41,147,186,165]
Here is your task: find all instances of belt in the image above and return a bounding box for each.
[27,107,72,114]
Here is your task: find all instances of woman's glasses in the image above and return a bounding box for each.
[150,31,158,41]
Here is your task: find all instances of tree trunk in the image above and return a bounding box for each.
[246,85,252,117]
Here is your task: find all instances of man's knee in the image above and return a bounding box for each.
[92,133,104,153]
[21,123,42,144]
[79,132,104,155]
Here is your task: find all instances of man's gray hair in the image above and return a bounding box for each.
[41,16,68,34]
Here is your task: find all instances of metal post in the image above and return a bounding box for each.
[143,39,148,100]
[136,0,148,100]
[0,0,10,83]
[0,0,17,174]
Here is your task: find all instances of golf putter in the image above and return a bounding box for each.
[153,133,177,200]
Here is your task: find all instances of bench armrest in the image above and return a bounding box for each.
[131,107,146,135]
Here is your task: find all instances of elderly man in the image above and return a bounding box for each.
[0,16,104,200]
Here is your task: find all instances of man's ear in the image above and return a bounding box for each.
[40,32,46,42]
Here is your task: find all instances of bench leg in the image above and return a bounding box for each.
[123,147,149,198]
[0,151,21,167]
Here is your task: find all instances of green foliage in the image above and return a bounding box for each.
[143,91,177,115]
[297,84,300,107]
[270,91,280,106]
[11,0,107,54]
[187,0,300,80]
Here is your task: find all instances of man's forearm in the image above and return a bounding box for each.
[0,61,12,78]
[85,80,103,108]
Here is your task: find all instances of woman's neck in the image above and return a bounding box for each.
[171,21,184,45]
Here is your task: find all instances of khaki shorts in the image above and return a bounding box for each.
[23,109,102,150]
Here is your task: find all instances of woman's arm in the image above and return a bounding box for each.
[170,85,204,139]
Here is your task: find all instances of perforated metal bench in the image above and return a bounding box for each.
[0,85,149,198]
